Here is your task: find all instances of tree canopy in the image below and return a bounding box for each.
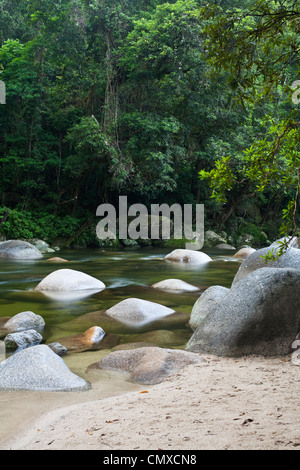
[198,0,300,252]
[0,0,299,247]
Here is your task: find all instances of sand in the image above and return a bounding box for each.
[0,353,299,451]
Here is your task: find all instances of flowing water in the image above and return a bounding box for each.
[0,247,240,350]
[0,247,242,446]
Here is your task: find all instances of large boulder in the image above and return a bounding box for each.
[2,311,45,333]
[232,246,300,286]
[34,269,105,292]
[164,249,212,264]
[189,285,229,330]
[89,346,206,384]
[185,267,300,356]
[105,298,175,326]
[0,240,43,259]
[151,279,199,292]
[0,345,91,391]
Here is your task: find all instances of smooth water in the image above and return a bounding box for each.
[0,247,240,358]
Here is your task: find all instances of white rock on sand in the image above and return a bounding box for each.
[1,354,299,450]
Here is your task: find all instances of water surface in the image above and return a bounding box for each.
[0,247,240,345]
[0,247,242,447]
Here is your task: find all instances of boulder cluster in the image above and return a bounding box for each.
[186,244,300,357]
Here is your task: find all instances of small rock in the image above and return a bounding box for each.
[236,234,255,246]
[47,342,68,356]
[27,239,53,253]
[46,257,69,262]
[164,249,212,264]
[151,279,199,292]
[214,243,236,250]
[56,326,105,352]
[120,239,140,248]
[4,329,43,350]
[204,230,227,247]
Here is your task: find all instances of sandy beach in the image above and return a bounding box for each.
[1,353,299,451]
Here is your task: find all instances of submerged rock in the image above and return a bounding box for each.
[34,268,105,292]
[186,267,300,356]
[0,240,43,259]
[46,257,69,263]
[119,328,191,349]
[151,279,199,292]
[105,298,175,326]
[0,345,91,391]
[90,346,206,384]
[164,249,212,264]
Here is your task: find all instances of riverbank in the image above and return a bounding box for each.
[1,353,299,450]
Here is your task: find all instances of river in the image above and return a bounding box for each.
[0,246,241,447]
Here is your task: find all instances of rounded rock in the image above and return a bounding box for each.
[106,298,175,326]
[0,345,91,391]
[34,269,105,291]
[3,311,45,333]
[0,240,43,259]
[164,249,212,264]
[152,279,199,292]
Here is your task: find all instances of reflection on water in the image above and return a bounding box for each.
[0,247,241,366]
[37,289,106,302]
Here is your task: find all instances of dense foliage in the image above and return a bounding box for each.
[0,0,299,246]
